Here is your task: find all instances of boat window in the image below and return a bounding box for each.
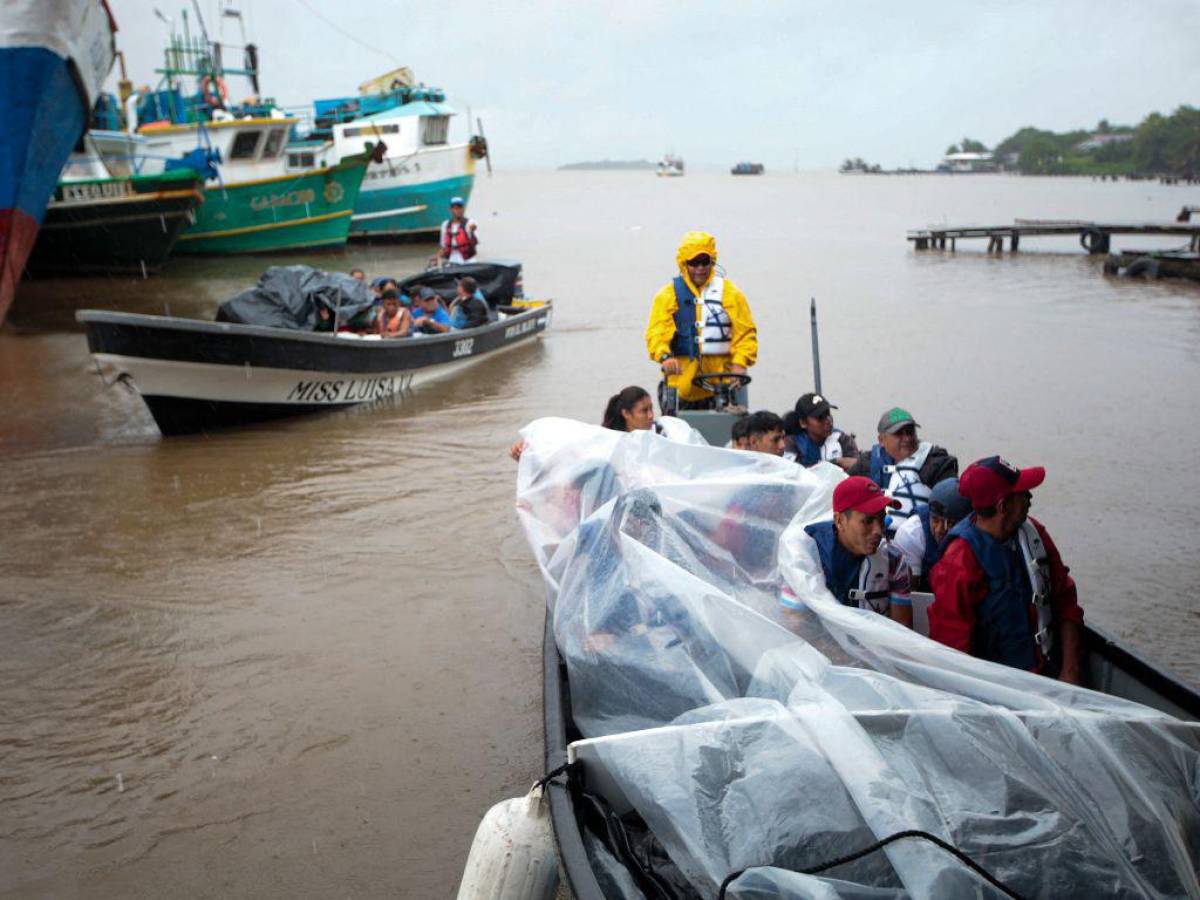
[287,151,316,168]
[229,130,263,160]
[261,129,286,159]
[343,123,400,138]
[421,116,449,146]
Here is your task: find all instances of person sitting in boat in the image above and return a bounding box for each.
[891,477,971,591]
[438,197,478,265]
[349,267,365,283]
[782,392,858,469]
[645,231,757,410]
[374,289,411,338]
[844,407,958,535]
[781,476,914,628]
[509,386,688,461]
[928,457,1083,683]
[410,287,452,335]
[743,410,786,456]
[729,413,750,449]
[449,277,491,330]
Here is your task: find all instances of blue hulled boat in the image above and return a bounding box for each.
[0,0,116,322]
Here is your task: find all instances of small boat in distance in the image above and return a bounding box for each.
[731,161,764,175]
[0,0,116,322]
[77,260,551,435]
[656,154,685,177]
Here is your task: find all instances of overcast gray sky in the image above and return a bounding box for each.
[106,0,1199,169]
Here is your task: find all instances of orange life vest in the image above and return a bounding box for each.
[441,219,476,259]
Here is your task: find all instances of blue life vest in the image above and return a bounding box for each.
[804,521,890,611]
[916,505,941,574]
[792,431,822,467]
[867,444,891,487]
[669,276,699,359]
[942,517,1038,670]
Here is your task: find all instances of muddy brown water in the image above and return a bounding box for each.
[2,171,1199,897]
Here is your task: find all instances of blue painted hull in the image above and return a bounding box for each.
[349,174,474,238]
[0,46,87,318]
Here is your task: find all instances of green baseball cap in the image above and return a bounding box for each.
[877,407,920,434]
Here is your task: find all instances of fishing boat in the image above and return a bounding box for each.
[0,0,116,321]
[656,155,685,177]
[731,162,765,175]
[131,10,369,255]
[25,138,205,276]
[298,66,489,238]
[508,419,1200,899]
[76,260,550,435]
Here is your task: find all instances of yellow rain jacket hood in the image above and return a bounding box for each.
[675,231,719,294]
[645,232,758,402]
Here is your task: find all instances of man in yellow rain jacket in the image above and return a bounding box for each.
[645,231,758,406]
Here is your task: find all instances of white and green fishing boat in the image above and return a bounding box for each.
[133,9,368,255]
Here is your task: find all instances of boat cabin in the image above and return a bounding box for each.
[324,100,456,166]
[140,116,301,184]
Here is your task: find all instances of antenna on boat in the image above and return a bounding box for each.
[477,117,492,176]
[810,298,822,394]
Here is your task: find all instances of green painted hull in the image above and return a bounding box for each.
[175,155,369,255]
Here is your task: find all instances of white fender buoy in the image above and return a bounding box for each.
[456,783,559,900]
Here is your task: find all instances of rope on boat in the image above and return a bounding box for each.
[532,760,575,791]
[717,829,1028,900]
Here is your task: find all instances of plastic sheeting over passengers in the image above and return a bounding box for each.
[215,265,374,330]
[515,418,1200,900]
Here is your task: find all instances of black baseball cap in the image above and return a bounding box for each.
[794,392,837,419]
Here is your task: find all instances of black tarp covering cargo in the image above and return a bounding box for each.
[215,266,374,330]
[397,260,522,308]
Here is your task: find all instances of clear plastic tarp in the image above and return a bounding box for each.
[515,418,1200,899]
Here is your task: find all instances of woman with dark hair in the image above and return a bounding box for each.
[510,386,658,461]
[601,386,655,432]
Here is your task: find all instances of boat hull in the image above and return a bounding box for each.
[174,156,369,255]
[352,145,475,237]
[0,1,116,319]
[77,304,551,435]
[25,171,204,275]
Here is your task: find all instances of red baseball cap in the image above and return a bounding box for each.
[833,476,901,515]
[958,456,1046,509]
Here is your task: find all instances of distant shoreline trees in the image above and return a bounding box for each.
[989,106,1200,177]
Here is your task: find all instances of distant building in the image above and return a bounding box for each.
[938,151,997,173]
[1074,133,1134,153]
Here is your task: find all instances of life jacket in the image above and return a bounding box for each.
[441,219,476,260]
[669,275,730,358]
[868,442,933,525]
[376,307,406,335]
[803,520,892,614]
[788,429,846,467]
[915,505,940,576]
[943,517,1054,670]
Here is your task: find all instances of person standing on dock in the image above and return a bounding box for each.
[645,231,757,410]
[438,197,478,264]
[845,407,957,533]
[927,457,1083,683]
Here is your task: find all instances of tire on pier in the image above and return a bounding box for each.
[1080,228,1111,254]
[1123,257,1160,279]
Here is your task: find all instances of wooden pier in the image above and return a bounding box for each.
[908,220,1200,254]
